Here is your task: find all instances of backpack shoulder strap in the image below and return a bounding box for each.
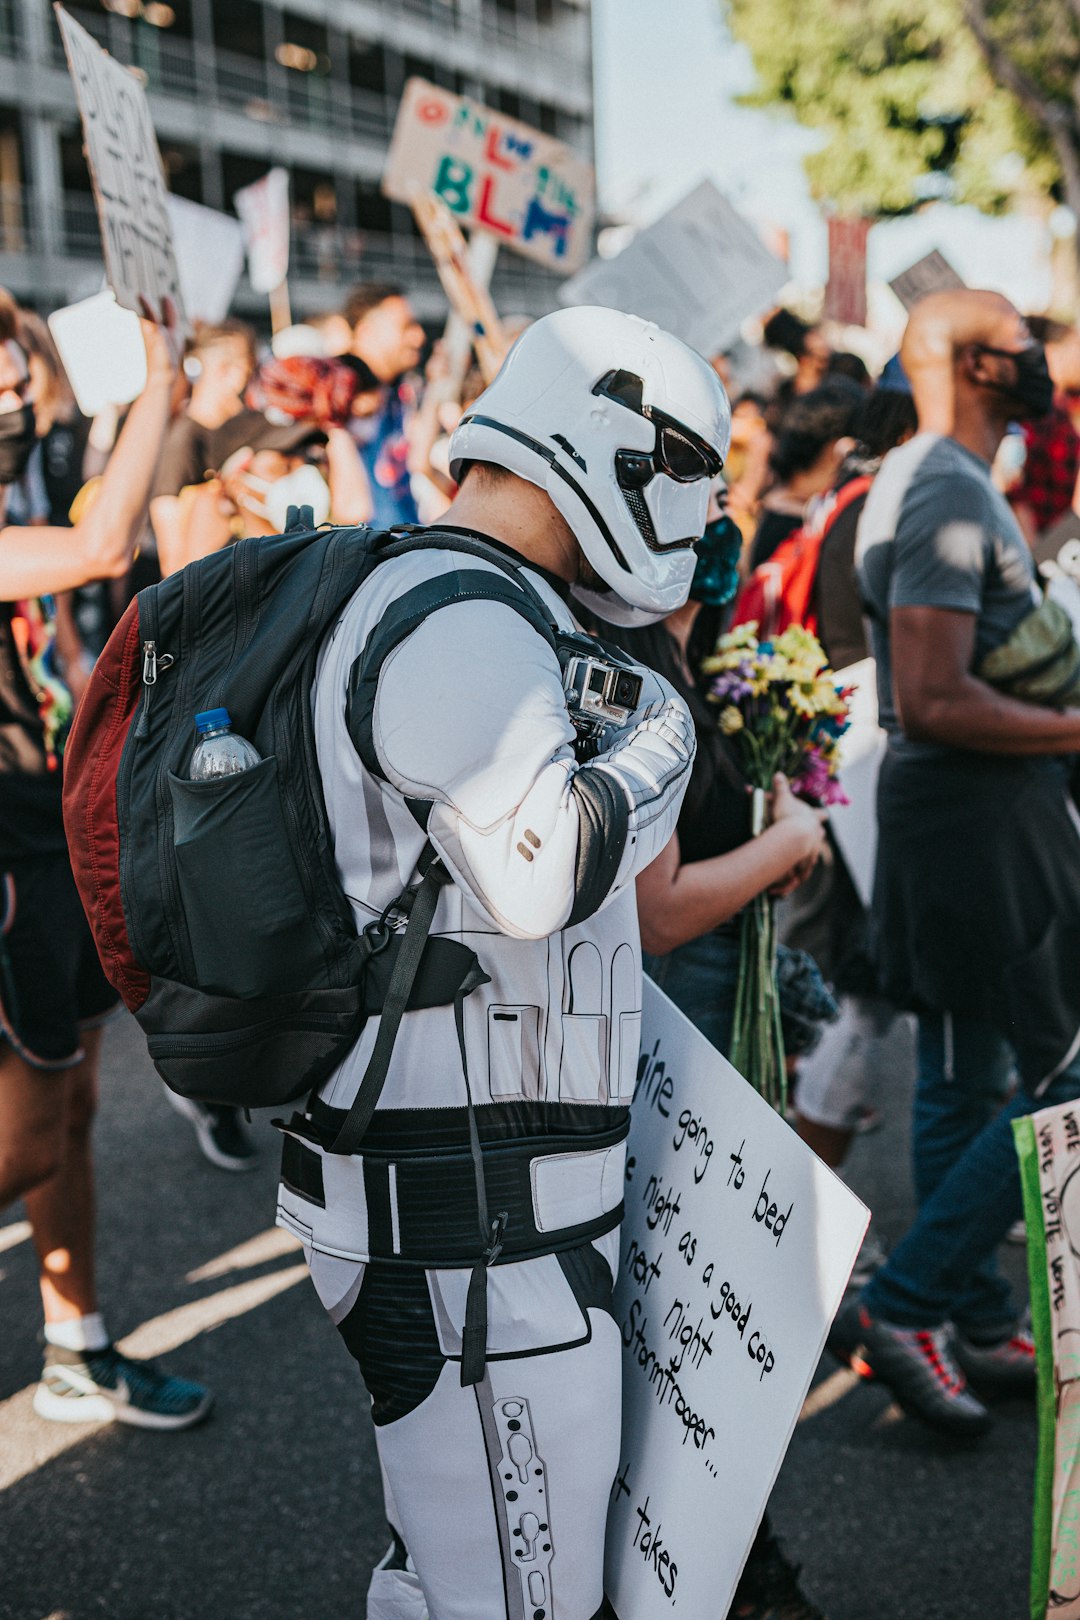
[345,532,562,800]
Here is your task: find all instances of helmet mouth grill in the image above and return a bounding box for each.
[620,483,659,548]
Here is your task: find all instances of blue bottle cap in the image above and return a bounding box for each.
[194,707,232,735]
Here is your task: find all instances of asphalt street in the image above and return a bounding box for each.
[0,1010,1034,1620]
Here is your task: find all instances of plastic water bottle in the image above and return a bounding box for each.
[189,708,261,780]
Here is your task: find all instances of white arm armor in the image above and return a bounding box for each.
[367,598,696,940]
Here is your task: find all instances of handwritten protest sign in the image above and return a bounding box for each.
[1015,1103,1080,1619]
[559,181,788,358]
[383,78,594,274]
[55,6,182,328]
[606,980,867,1618]
[888,249,965,312]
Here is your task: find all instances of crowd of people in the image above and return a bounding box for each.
[2,266,1079,1620]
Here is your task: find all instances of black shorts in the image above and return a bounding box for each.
[0,852,119,1069]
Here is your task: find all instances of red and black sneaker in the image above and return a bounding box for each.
[828,1302,991,1436]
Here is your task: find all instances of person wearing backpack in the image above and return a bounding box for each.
[60,303,725,1612]
[0,297,212,1431]
[281,308,727,1620]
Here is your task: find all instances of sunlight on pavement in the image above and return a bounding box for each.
[186,1226,301,1284]
[118,1262,309,1360]
[798,1366,861,1422]
[0,1262,308,1493]
[872,1403,905,1429]
[0,1221,31,1254]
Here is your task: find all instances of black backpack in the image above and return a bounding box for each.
[63,516,564,1149]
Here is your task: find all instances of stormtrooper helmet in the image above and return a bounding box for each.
[448,306,731,625]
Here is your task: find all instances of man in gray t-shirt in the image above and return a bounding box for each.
[857,432,1039,748]
[833,290,1080,1440]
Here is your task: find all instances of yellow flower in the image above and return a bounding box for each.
[719,706,744,734]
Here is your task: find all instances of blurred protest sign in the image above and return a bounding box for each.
[829,658,886,909]
[165,196,244,325]
[889,249,966,312]
[825,217,870,327]
[48,290,146,419]
[411,191,508,384]
[235,168,291,330]
[1015,1102,1080,1619]
[383,77,594,274]
[559,181,788,358]
[606,980,867,1618]
[55,6,183,329]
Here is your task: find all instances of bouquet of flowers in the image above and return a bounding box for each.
[701,622,851,1110]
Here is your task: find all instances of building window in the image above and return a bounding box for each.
[213,0,263,58]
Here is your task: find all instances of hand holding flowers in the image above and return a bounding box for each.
[702,623,851,1109]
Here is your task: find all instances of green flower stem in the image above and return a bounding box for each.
[729,801,786,1112]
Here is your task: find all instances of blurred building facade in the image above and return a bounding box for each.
[0,0,593,319]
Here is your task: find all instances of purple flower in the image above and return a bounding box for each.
[711,671,753,703]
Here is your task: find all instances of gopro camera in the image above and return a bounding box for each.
[558,634,644,758]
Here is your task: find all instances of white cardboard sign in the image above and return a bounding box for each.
[48,290,146,419]
[234,168,290,295]
[606,980,867,1618]
[383,77,595,274]
[559,181,788,358]
[829,658,887,911]
[888,249,966,312]
[165,195,245,324]
[56,6,183,327]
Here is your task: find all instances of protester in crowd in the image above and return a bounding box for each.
[157,415,330,577]
[0,292,211,1429]
[1003,314,1080,544]
[724,390,771,541]
[813,381,919,669]
[601,496,831,1620]
[830,287,1080,1436]
[273,307,726,1618]
[748,377,863,570]
[2,312,104,692]
[778,381,918,1195]
[762,309,832,425]
[157,348,372,582]
[149,319,257,584]
[343,282,425,526]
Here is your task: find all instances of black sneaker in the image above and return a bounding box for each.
[166,1091,257,1172]
[954,1321,1036,1394]
[829,1301,990,1436]
[731,1526,827,1619]
[33,1343,213,1430]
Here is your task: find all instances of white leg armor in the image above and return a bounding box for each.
[304,1232,621,1620]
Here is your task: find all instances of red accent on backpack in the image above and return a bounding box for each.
[733,475,873,639]
[62,600,150,1011]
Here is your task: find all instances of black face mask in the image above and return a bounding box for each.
[978,343,1054,421]
[0,404,37,485]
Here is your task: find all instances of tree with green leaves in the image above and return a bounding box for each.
[725,0,1072,233]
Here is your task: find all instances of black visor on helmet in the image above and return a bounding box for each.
[594,369,724,487]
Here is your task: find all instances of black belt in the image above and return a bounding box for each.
[279,1118,628,1268]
